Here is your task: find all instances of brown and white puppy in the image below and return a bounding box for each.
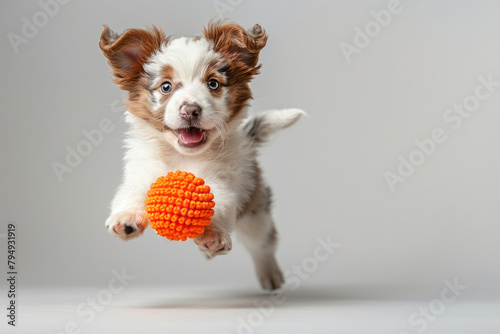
[100,21,305,290]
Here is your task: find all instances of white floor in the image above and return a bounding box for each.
[5,286,500,334]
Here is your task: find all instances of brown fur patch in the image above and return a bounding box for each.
[204,64,226,99]
[204,21,267,71]
[124,77,165,132]
[160,65,175,84]
[126,90,155,126]
[99,25,168,91]
[227,83,253,117]
[154,65,180,105]
[204,21,268,116]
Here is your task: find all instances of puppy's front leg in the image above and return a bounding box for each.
[194,184,235,258]
[105,143,164,241]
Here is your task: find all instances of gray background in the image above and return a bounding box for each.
[1,0,499,299]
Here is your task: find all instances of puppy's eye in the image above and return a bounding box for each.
[160,82,172,94]
[208,79,219,90]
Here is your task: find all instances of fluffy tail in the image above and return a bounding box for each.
[242,108,306,147]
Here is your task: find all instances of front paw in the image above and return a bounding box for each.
[194,227,232,258]
[105,211,148,241]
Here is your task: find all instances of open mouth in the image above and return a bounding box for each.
[178,127,207,148]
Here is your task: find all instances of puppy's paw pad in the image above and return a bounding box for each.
[105,211,147,241]
[194,228,232,258]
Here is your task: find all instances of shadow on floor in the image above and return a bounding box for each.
[130,285,431,309]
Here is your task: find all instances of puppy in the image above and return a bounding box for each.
[100,21,304,290]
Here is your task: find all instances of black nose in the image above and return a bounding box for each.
[180,103,201,120]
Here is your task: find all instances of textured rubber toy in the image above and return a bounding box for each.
[145,171,215,241]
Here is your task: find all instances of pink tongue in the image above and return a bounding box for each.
[180,127,204,144]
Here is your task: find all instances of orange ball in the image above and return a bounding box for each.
[145,171,215,241]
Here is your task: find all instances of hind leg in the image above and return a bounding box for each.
[236,210,284,290]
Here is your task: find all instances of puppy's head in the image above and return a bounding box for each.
[100,21,267,155]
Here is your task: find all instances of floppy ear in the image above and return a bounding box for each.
[99,25,166,90]
[204,21,268,80]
